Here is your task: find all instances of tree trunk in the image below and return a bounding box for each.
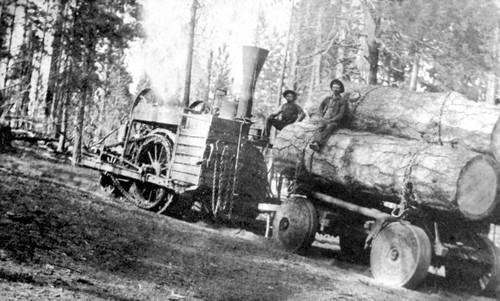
[277,2,294,106]
[72,10,96,165]
[57,93,69,153]
[289,30,299,91]
[20,28,36,125]
[95,91,105,142]
[409,55,419,91]
[3,2,19,89]
[72,89,87,165]
[487,27,499,105]
[361,0,380,85]
[29,0,51,121]
[52,54,71,138]
[305,2,321,105]
[204,50,212,103]
[486,72,497,105]
[44,0,68,120]
[335,0,348,79]
[273,123,477,212]
[182,0,198,108]
[310,83,500,156]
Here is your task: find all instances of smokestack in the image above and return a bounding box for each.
[236,46,269,121]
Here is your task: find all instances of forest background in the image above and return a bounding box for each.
[1,0,500,161]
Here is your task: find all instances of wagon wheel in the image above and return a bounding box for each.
[272,198,318,254]
[447,235,500,296]
[130,134,172,211]
[370,222,431,288]
[468,235,500,295]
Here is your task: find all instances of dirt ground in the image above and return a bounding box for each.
[0,143,497,301]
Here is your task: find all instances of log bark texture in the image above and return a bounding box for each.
[307,84,500,157]
[273,123,478,212]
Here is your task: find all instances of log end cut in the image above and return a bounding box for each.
[456,155,500,223]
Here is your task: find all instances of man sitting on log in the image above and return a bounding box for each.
[309,79,348,152]
[264,90,305,139]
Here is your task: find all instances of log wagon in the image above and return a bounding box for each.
[79,44,500,296]
[270,87,500,296]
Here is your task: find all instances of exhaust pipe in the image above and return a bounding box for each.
[236,46,269,121]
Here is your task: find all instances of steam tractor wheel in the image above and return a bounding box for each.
[272,198,318,254]
[130,134,172,211]
[370,222,431,288]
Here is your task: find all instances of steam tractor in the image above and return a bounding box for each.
[81,46,271,221]
[80,45,500,296]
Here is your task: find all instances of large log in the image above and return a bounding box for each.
[307,84,500,157]
[456,155,500,223]
[273,122,479,213]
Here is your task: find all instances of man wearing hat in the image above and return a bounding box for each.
[309,79,348,152]
[264,90,305,139]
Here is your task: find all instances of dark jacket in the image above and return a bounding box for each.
[318,95,348,124]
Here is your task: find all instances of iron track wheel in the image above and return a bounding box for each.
[272,198,318,254]
[130,134,172,211]
[370,222,431,288]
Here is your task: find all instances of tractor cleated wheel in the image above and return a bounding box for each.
[272,198,318,254]
[130,134,172,211]
[370,222,431,288]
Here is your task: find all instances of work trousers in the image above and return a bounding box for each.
[264,117,292,138]
[311,121,340,148]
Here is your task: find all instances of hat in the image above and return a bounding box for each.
[282,90,297,98]
[329,79,344,93]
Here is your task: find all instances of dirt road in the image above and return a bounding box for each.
[0,145,494,300]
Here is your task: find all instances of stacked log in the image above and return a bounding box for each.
[308,84,500,156]
[275,84,500,223]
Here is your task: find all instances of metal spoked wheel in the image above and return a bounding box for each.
[272,198,318,254]
[370,222,431,288]
[130,134,172,211]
